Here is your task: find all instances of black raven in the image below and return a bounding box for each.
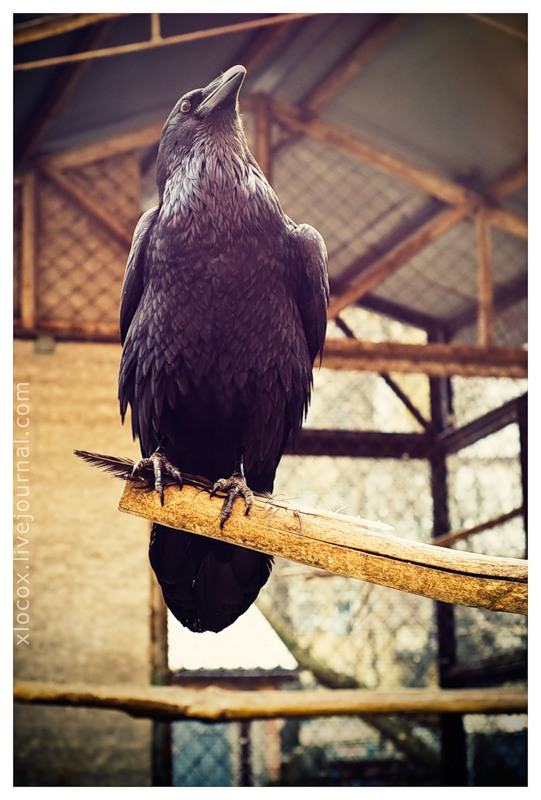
[118,65,328,633]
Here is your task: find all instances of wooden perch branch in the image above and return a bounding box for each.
[117,478,527,616]
[14,681,527,722]
[74,451,527,615]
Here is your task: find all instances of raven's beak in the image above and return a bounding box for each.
[198,65,246,116]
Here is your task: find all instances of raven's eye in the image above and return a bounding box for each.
[180,99,191,114]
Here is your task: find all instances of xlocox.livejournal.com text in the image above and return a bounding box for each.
[14,382,31,646]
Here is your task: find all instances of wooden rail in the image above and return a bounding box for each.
[14,681,527,722]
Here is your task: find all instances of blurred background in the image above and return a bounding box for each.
[13,12,527,787]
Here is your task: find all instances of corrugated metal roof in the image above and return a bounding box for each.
[167,606,298,672]
[321,14,527,183]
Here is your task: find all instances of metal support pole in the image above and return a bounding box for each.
[516,394,528,555]
[428,332,468,786]
[239,720,253,786]
[150,574,173,786]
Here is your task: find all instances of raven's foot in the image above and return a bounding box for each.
[131,449,183,506]
[210,471,254,529]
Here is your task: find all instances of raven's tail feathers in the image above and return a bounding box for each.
[149,524,273,633]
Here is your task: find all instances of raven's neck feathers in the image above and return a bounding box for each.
[158,118,284,241]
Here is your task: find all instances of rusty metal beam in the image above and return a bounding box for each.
[322,339,527,379]
[14,13,317,71]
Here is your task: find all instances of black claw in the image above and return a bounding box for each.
[209,478,225,499]
[211,472,254,528]
[130,450,183,504]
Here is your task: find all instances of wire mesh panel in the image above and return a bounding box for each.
[260,564,438,690]
[36,172,128,326]
[447,429,524,542]
[373,222,480,323]
[272,126,437,288]
[16,149,141,337]
[172,720,234,786]
[451,227,527,347]
[63,155,141,231]
[451,375,528,428]
[171,718,285,787]
[169,711,526,787]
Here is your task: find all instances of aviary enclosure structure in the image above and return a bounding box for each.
[13,12,527,787]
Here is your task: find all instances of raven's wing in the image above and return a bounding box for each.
[119,205,159,344]
[290,222,329,364]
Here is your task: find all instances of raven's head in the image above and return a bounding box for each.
[157,65,247,199]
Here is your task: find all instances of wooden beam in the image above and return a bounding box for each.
[39,165,133,249]
[468,14,528,42]
[433,507,524,548]
[476,208,494,346]
[321,339,527,379]
[14,14,317,71]
[304,15,411,113]
[117,479,527,615]
[13,318,528,382]
[271,96,476,207]
[327,204,474,319]
[14,319,120,342]
[13,13,127,46]
[19,172,37,330]
[38,123,163,170]
[489,160,528,202]
[486,207,527,239]
[14,681,527,721]
[150,13,161,42]
[12,320,528,381]
[438,394,524,455]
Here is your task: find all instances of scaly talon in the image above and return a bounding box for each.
[130,450,183,505]
[211,471,254,528]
